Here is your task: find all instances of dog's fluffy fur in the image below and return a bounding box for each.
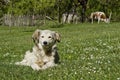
[15,29,61,70]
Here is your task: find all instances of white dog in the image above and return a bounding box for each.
[90,11,112,24]
[62,13,79,24]
[67,13,79,24]
[15,29,61,70]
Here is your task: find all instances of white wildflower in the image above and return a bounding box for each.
[117,78,120,80]
[3,53,10,57]
[90,55,94,59]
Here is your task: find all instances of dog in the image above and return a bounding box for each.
[62,13,79,24]
[15,29,61,70]
[90,11,112,24]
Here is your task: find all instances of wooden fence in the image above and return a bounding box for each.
[2,14,45,26]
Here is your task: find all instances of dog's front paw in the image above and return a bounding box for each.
[15,62,20,65]
[31,64,41,71]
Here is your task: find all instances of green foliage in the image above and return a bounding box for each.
[0,22,120,79]
[0,0,120,21]
[6,0,56,15]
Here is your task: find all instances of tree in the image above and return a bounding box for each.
[0,0,9,17]
[1,0,120,22]
[78,0,88,22]
[6,0,56,15]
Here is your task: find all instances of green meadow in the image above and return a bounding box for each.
[0,22,120,80]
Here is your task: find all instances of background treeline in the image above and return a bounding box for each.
[0,0,120,22]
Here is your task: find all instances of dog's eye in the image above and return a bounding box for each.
[41,36,44,38]
[48,36,52,38]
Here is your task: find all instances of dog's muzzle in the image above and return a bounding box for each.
[43,41,48,45]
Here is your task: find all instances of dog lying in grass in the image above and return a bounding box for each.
[15,29,61,70]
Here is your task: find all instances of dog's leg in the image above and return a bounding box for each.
[31,63,41,71]
[41,61,57,70]
[98,17,100,24]
[15,59,29,66]
[92,18,93,24]
[75,20,77,24]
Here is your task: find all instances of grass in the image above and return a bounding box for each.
[0,22,120,80]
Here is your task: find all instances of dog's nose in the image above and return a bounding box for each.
[43,41,47,45]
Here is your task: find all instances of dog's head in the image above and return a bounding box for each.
[32,29,61,49]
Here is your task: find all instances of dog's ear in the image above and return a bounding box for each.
[55,32,61,42]
[32,29,41,44]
